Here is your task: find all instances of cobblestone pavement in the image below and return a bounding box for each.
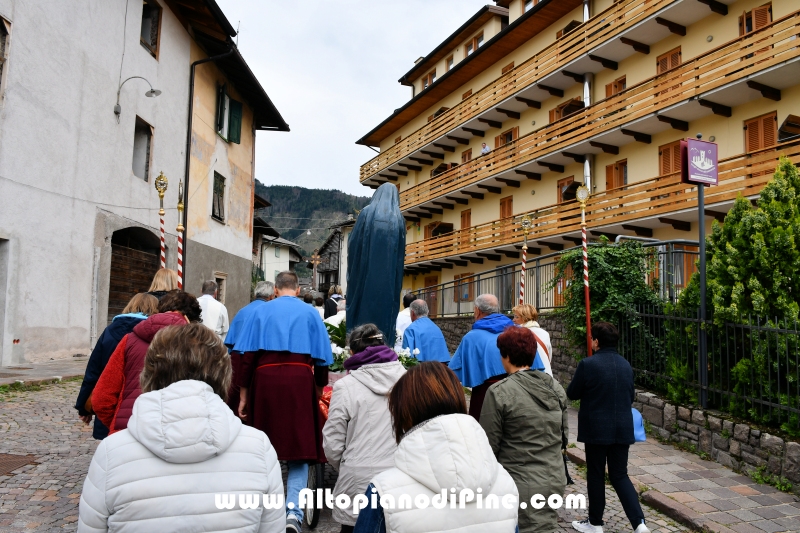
[568,410,800,533]
[0,380,687,532]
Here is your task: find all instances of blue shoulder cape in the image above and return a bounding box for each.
[226,297,333,365]
[402,317,451,363]
[225,299,268,353]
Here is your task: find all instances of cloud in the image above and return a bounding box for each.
[215,0,489,195]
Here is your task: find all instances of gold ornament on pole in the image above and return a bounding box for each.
[154,172,168,268]
[519,215,533,305]
[176,180,185,289]
[176,180,185,233]
[575,185,592,357]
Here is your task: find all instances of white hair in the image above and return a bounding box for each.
[475,294,500,315]
[254,281,274,300]
[409,299,429,317]
[337,299,347,311]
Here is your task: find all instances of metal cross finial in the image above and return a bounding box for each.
[154,172,168,216]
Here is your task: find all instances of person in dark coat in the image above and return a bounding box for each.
[566,322,650,533]
[75,293,158,439]
[324,285,344,319]
[146,268,179,300]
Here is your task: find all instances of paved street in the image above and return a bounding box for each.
[0,379,686,532]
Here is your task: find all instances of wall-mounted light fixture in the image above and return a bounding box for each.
[114,76,161,123]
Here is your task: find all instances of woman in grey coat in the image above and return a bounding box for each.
[322,324,406,533]
[480,326,569,533]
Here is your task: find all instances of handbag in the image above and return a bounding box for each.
[632,408,646,442]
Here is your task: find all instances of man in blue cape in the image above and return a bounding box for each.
[449,293,545,421]
[233,272,332,531]
[401,299,450,363]
[223,280,273,415]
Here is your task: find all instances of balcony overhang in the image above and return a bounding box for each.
[394,54,800,215]
[360,0,737,182]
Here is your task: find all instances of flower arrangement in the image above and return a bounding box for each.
[395,347,420,369]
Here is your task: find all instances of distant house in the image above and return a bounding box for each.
[260,236,303,281]
[317,216,357,296]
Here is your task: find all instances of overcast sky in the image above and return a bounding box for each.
[215,0,490,196]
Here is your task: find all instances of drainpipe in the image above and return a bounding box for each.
[181,45,236,287]
[583,0,591,22]
[582,0,593,194]
[583,154,593,192]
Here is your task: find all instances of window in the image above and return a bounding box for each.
[740,3,772,35]
[140,0,161,58]
[658,141,682,176]
[132,117,152,182]
[462,89,472,100]
[0,18,9,98]
[557,21,582,39]
[557,176,575,203]
[605,159,628,190]
[214,272,227,304]
[461,149,472,163]
[744,112,777,153]
[274,245,281,258]
[216,84,243,143]
[500,196,513,218]
[524,0,537,13]
[422,70,436,90]
[454,273,475,303]
[549,98,584,123]
[495,127,518,148]
[212,172,226,222]
[460,209,471,229]
[657,47,681,74]
[605,76,626,97]
[424,222,454,239]
[465,32,483,57]
[446,55,454,71]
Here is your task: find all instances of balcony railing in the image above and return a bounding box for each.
[405,140,800,265]
[360,0,675,182]
[398,12,800,211]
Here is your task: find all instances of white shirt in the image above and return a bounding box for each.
[316,306,325,320]
[524,321,552,377]
[198,294,229,340]
[394,307,412,349]
[325,310,347,327]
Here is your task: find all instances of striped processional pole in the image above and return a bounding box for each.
[576,185,591,357]
[154,173,168,269]
[519,216,532,305]
[176,180,185,290]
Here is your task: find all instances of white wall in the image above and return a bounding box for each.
[260,241,290,280]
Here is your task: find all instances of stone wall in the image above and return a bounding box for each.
[431,316,473,354]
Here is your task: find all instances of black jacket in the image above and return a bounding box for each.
[75,315,145,439]
[324,295,343,319]
[566,348,635,445]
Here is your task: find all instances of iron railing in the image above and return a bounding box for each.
[414,240,699,317]
[619,306,800,432]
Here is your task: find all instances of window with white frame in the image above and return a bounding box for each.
[132,117,153,181]
[0,18,10,99]
[216,83,243,143]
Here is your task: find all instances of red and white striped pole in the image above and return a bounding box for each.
[154,173,168,269]
[576,186,592,357]
[176,180,185,290]
[519,216,532,306]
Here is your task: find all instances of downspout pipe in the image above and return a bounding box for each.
[583,0,591,22]
[182,45,236,287]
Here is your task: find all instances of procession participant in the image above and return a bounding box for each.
[223,280,273,415]
[92,290,200,434]
[237,271,333,532]
[147,268,179,300]
[393,292,416,350]
[512,304,553,376]
[401,299,450,363]
[325,285,344,319]
[198,280,229,341]
[323,323,405,533]
[75,293,158,440]
[449,294,544,421]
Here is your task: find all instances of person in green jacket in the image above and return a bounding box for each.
[480,325,569,533]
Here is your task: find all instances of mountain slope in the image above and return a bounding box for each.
[254,181,371,256]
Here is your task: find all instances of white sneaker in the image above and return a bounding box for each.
[572,519,604,533]
[634,523,651,533]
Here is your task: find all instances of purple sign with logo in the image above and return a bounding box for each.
[681,138,718,186]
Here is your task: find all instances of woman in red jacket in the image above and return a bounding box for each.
[92,290,202,434]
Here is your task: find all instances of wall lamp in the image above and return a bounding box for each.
[114,76,161,122]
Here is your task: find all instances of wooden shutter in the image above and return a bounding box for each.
[549,108,558,123]
[606,164,615,190]
[657,54,669,74]
[746,112,777,152]
[462,89,472,100]
[502,62,514,75]
[495,135,503,149]
[762,113,776,148]
[557,176,574,203]
[228,99,242,144]
[461,149,472,163]
[605,82,613,98]
[745,117,761,152]
[424,224,434,240]
[500,196,513,218]
[659,141,680,176]
[461,209,471,229]
[510,127,519,141]
[753,4,771,30]
[669,48,681,69]
[657,47,680,74]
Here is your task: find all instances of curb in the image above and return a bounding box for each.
[565,448,732,533]
[1,374,83,388]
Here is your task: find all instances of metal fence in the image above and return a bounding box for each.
[619,306,800,432]
[414,240,699,317]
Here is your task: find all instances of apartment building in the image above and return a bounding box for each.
[0,0,287,364]
[356,0,800,303]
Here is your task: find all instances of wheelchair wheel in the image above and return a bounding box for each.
[305,463,324,529]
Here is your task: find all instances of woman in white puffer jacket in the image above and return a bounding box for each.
[78,324,285,533]
[353,362,519,533]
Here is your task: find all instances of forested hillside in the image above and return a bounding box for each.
[254,181,371,256]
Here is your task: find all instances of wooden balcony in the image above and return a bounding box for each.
[404,140,800,267]
[397,11,800,212]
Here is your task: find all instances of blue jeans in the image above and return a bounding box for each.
[287,461,309,522]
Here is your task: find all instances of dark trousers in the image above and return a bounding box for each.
[585,443,644,530]
[341,526,355,533]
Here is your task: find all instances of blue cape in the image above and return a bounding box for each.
[226,296,333,365]
[225,299,269,353]
[402,317,451,363]
[346,183,406,344]
[449,314,545,387]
